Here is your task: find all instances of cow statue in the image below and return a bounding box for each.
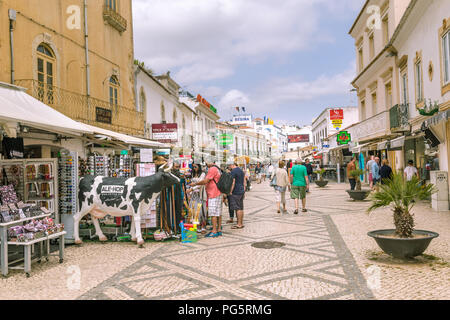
[73,162,180,247]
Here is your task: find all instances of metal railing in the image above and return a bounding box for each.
[15,79,144,137]
[103,5,127,33]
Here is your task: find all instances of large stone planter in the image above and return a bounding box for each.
[314,180,328,188]
[368,229,439,259]
[346,189,371,201]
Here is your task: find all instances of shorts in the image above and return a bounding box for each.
[229,194,244,211]
[291,186,307,200]
[369,173,373,182]
[207,196,223,217]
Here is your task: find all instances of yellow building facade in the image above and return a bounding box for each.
[0,0,143,136]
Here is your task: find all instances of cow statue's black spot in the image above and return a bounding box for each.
[96,177,129,209]
[120,205,127,210]
[79,176,95,210]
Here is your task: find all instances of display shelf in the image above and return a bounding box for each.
[8,231,66,246]
[0,213,51,228]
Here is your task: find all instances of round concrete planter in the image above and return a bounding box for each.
[314,180,329,188]
[367,229,439,259]
[346,189,371,201]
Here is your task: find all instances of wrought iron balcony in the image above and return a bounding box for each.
[390,103,410,132]
[15,79,144,137]
[103,5,127,33]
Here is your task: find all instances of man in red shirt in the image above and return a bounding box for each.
[190,161,223,237]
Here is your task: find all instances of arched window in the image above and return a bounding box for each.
[139,87,146,113]
[105,0,117,11]
[160,101,165,122]
[109,75,119,106]
[36,43,56,104]
[173,109,177,124]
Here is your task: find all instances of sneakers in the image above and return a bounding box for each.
[205,232,220,238]
[294,209,298,215]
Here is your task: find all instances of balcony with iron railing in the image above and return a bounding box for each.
[103,5,127,33]
[390,103,410,132]
[15,79,144,137]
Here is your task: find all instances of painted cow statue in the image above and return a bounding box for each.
[73,162,180,246]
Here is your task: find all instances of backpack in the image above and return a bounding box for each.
[212,166,234,194]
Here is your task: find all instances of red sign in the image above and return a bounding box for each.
[197,94,217,113]
[288,134,310,143]
[330,109,344,120]
[152,123,178,143]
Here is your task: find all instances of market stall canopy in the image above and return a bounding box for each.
[82,123,169,148]
[235,155,250,165]
[377,140,389,150]
[0,82,92,136]
[350,142,371,154]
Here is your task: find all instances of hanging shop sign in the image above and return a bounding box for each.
[95,107,112,124]
[156,149,170,156]
[217,133,234,145]
[152,123,178,143]
[197,94,217,114]
[337,131,351,145]
[330,109,344,120]
[140,148,153,163]
[288,135,310,143]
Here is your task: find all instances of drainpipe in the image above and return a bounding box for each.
[83,0,90,96]
[9,9,16,84]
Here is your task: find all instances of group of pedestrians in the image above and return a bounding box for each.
[270,158,310,215]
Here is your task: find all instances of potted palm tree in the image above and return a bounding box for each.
[367,173,439,259]
[313,169,328,187]
[346,169,371,201]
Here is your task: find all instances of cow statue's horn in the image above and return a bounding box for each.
[164,162,173,172]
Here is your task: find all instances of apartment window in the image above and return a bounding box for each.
[105,0,117,11]
[371,92,377,116]
[109,76,119,106]
[369,33,375,60]
[358,46,364,71]
[160,101,165,122]
[443,30,450,84]
[382,16,389,45]
[401,73,409,104]
[415,60,424,103]
[385,82,392,109]
[36,43,55,104]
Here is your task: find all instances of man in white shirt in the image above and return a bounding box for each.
[404,160,419,181]
[366,155,375,189]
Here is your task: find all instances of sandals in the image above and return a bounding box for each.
[231,225,244,229]
[302,209,308,212]
[226,220,234,224]
[205,232,220,238]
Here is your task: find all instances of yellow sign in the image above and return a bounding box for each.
[332,119,343,124]
[268,118,274,125]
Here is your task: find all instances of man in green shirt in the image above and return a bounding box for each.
[289,158,309,214]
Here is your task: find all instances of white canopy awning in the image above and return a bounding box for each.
[0,82,92,136]
[390,136,405,149]
[82,124,168,148]
[351,142,371,154]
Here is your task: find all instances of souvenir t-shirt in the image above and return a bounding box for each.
[205,166,221,199]
[290,165,308,187]
[231,167,245,195]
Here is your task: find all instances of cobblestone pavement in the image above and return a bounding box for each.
[1,181,449,300]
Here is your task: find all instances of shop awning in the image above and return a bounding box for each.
[82,124,168,148]
[351,142,371,153]
[389,136,405,149]
[421,110,450,130]
[0,82,92,136]
[377,140,389,150]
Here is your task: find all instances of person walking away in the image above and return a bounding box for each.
[404,160,419,181]
[190,161,223,238]
[255,163,262,184]
[347,157,357,190]
[228,162,246,229]
[222,166,235,224]
[289,158,309,214]
[245,166,251,191]
[371,157,381,191]
[272,161,289,213]
[267,163,274,182]
[304,159,313,193]
[380,159,393,185]
[186,164,207,234]
[366,155,375,189]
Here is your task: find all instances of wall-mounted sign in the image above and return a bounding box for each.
[330,109,344,120]
[232,115,252,123]
[337,131,351,145]
[152,123,178,143]
[96,107,112,124]
[140,148,153,163]
[218,133,234,145]
[197,94,217,114]
[288,134,310,143]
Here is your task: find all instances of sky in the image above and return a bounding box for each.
[132,0,366,127]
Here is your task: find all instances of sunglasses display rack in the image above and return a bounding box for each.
[86,155,110,177]
[58,151,78,215]
[0,159,59,223]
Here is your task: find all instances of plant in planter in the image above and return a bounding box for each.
[346,169,371,201]
[366,173,439,259]
[313,169,328,187]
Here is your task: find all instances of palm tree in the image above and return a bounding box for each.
[367,173,437,238]
[314,168,326,181]
[350,169,365,191]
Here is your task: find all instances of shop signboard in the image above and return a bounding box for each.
[140,148,153,163]
[156,149,170,156]
[337,131,351,145]
[218,133,234,145]
[96,107,112,124]
[330,109,344,131]
[197,94,217,114]
[152,123,178,143]
[288,134,310,143]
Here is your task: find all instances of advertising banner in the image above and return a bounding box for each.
[288,135,310,143]
[152,123,178,143]
[218,133,234,145]
[330,109,344,120]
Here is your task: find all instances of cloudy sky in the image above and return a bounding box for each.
[133,0,365,126]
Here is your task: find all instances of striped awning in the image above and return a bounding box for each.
[421,110,450,130]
